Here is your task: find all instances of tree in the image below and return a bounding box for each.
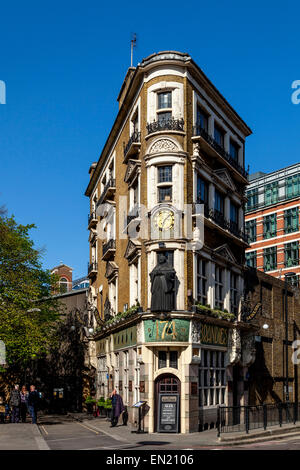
[0,214,62,368]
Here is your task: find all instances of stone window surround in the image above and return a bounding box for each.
[193,91,244,168]
[147,81,184,123]
[129,97,141,136]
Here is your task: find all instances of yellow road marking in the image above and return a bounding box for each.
[77,422,100,435]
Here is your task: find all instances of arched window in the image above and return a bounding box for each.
[59,277,69,293]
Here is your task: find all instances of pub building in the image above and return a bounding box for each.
[85,51,255,433]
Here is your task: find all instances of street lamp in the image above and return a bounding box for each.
[284,272,296,402]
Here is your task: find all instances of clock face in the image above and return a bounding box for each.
[154,210,174,231]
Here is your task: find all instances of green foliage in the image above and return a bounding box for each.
[97,397,105,406]
[99,304,141,330]
[195,303,235,321]
[0,214,62,367]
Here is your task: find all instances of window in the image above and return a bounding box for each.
[284,242,299,268]
[133,348,140,403]
[158,166,173,202]
[158,166,172,183]
[230,202,239,231]
[123,351,129,405]
[265,182,278,206]
[215,266,224,310]
[198,350,226,406]
[214,124,224,148]
[284,208,299,233]
[246,189,258,211]
[169,351,178,369]
[287,274,299,287]
[196,106,209,131]
[132,110,139,133]
[263,214,277,239]
[158,186,172,203]
[158,351,167,369]
[214,190,224,215]
[196,175,209,205]
[263,247,277,271]
[59,277,69,293]
[158,91,172,109]
[230,272,238,315]
[286,174,300,199]
[245,220,257,243]
[197,257,207,305]
[229,140,239,162]
[157,91,172,124]
[246,251,257,268]
[97,356,107,397]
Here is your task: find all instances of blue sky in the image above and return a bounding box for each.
[1,0,300,278]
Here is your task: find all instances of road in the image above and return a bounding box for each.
[37,415,300,450]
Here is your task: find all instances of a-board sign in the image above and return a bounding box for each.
[132,401,146,408]
[157,393,179,433]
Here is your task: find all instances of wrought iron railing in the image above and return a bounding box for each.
[123,131,141,159]
[102,239,116,257]
[217,402,298,436]
[147,118,184,135]
[125,205,140,227]
[96,178,116,207]
[88,262,98,275]
[192,125,248,179]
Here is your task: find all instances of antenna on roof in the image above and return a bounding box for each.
[131,33,137,67]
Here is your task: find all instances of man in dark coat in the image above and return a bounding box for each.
[110,389,124,427]
[9,385,21,423]
[28,385,40,424]
[150,253,176,312]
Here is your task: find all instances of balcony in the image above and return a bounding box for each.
[88,262,98,277]
[88,211,97,229]
[123,131,141,162]
[146,117,184,135]
[193,203,248,243]
[96,178,116,208]
[102,239,116,260]
[192,125,248,181]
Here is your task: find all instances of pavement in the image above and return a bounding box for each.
[2,414,300,450]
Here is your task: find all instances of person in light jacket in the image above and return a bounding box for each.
[20,386,29,423]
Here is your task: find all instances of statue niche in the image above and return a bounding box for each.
[150,253,176,312]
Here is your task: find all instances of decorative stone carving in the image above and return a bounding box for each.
[105,261,118,280]
[241,334,256,367]
[214,169,237,192]
[191,320,201,344]
[124,239,141,262]
[124,160,141,184]
[149,138,179,154]
[214,244,237,264]
[227,328,241,364]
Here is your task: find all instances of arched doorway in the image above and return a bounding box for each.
[155,373,181,432]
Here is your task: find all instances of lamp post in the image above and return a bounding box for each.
[284,272,296,402]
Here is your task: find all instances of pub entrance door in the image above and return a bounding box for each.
[155,374,181,433]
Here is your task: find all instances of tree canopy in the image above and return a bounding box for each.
[0,214,62,367]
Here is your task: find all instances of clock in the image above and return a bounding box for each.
[154,210,175,231]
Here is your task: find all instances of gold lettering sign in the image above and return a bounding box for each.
[200,323,228,347]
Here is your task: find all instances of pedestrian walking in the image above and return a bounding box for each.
[110,389,124,427]
[28,385,40,424]
[20,386,29,423]
[0,396,6,424]
[9,384,21,423]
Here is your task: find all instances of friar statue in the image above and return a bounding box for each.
[150,253,176,312]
